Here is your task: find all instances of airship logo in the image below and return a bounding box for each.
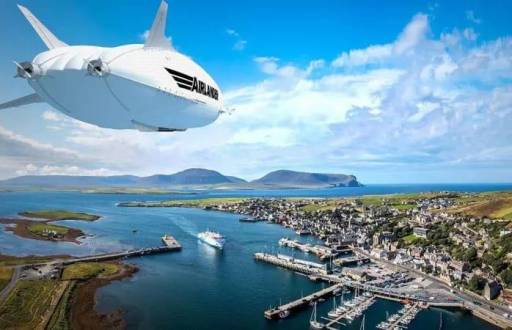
[165,68,219,100]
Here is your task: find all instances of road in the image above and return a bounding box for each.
[0,266,20,302]
[353,247,512,327]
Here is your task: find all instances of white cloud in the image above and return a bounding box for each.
[332,14,429,68]
[466,10,482,24]
[42,110,61,121]
[226,28,247,51]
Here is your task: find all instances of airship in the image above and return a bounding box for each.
[0,1,225,132]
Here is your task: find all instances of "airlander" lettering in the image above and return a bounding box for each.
[165,67,219,100]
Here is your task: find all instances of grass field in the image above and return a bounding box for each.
[150,197,247,207]
[300,200,341,212]
[28,223,69,236]
[62,262,120,280]
[0,280,66,330]
[46,281,75,330]
[19,210,100,221]
[402,234,422,244]
[0,267,13,292]
[448,192,512,220]
[0,255,67,267]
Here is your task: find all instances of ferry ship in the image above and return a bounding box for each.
[198,230,225,249]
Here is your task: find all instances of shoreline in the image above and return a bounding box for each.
[69,262,139,329]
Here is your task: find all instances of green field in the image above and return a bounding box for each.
[62,262,120,280]
[46,281,75,330]
[448,192,512,220]
[0,267,13,292]
[402,234,422,244]
[0,255,66,267]
[28,223,69,236]
[0,280,65,329]
[19,210,100,221]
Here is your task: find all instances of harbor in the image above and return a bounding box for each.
[0,190,504,329]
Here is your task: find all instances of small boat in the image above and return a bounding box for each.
[327,297,339,318]
[279,310,290,319]
[309,302,325,329]
[239,217,260,223]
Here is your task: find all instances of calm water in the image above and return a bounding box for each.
[1,184,509,329]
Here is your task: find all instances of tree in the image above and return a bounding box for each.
[468,275,485,292]
[463,247,477,262]
[500,268,512,288]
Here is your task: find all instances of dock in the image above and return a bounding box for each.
[255,252,329,275]
[379,302,420,329]
[278,238,338,260]
[62,243,181,265]
[264,283,343,319]
[323,296,376,330]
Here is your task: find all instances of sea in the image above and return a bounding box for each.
[1,183,511,329]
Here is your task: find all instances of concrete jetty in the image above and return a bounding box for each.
[278,238,337,260]
[264,283,343,319]
[255,252,329,275]
[62,242,181,265]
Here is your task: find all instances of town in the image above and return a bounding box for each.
[192,192,512,328]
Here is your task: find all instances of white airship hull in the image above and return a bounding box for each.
[27,45,221,130]
[1,3,225,132]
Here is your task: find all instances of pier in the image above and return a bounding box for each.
[61,244,181,266]
[264,283,343,319]
[322,296,376,330]
[377,302,420,329]
[255,252,329,275]
[278,238,338,260]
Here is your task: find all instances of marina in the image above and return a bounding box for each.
[377,302,421,329]
[321,291,376,330]
[263,283,343,320]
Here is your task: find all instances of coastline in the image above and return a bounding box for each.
[69,262,139,329]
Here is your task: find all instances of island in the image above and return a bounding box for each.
[0,209,100,243]
[19,209,101,221]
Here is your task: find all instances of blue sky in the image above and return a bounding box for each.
[0,0,511,183]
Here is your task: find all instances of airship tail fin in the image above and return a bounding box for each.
[144,1,173,50]
[0,93,43,110]
[17,5,67,49]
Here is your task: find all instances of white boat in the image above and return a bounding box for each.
[327,297,340,318]
[198,230,225,249]
[279,310,290,319]
[310,302,325,329]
